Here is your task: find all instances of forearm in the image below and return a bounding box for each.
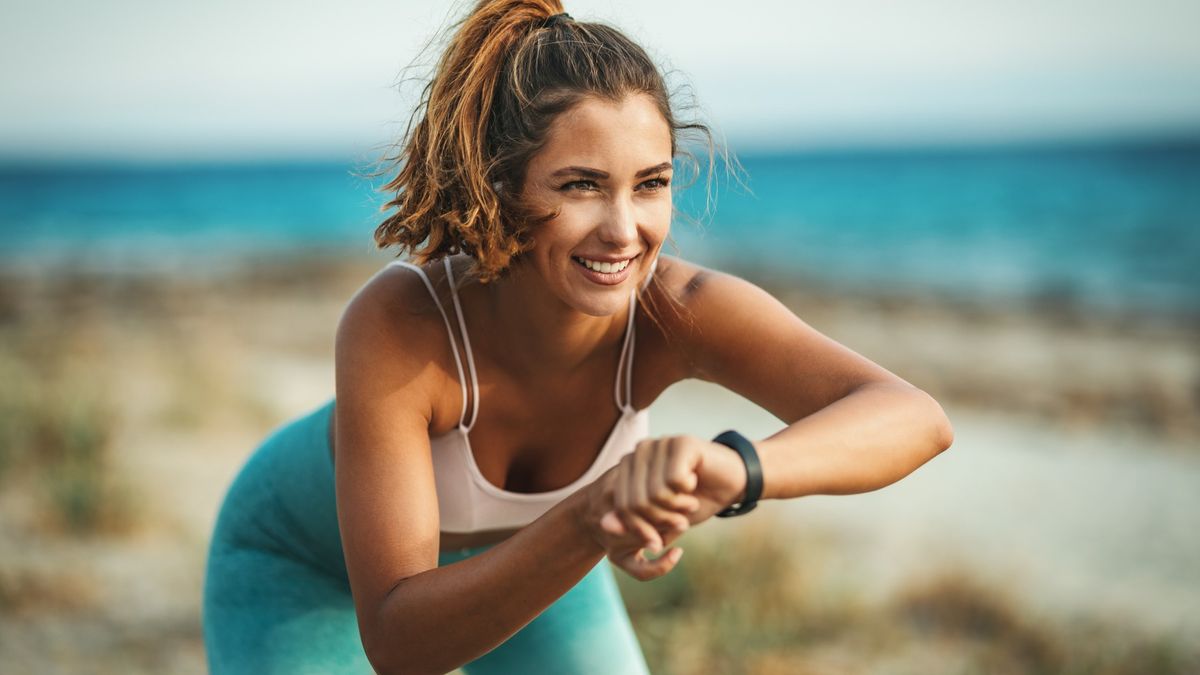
[753,382,954,500]
[366,490,607,675]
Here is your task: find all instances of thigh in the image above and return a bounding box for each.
[461,560,650,675]
[203,544,373,675]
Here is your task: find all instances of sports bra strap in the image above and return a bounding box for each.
[443,257,481,431]
[614,255,660,413]
[613,290,637,413]
[388,260,477,431]
[394,255,658,423]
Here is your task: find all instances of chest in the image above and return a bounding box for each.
[429,310,684,494]
[462,379,632,494]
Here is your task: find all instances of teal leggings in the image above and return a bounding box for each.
[202,400,650,674]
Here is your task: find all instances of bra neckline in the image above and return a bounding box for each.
[444,406,647,501]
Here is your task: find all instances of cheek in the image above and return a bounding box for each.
[642,197,673,234]
[534,205,594,250]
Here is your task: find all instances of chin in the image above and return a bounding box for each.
[560,266,642,317]
[563,289,629,317]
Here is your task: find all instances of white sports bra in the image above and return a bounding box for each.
[389,256,657,534]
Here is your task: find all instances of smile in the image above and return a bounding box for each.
[572,256,633,273]
[571,254,639,286]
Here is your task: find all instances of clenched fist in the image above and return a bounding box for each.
[578,434,750,580]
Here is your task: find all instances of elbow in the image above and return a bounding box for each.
[940,414,955,451]
[362,625,400,675]
[360,602,433,675]
[364,639,440,675]
[921,389,954,453]
[360,592,396,674]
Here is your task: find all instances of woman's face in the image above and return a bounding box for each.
[518,92,673,317]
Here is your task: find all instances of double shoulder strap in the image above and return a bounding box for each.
[389,256,659,425]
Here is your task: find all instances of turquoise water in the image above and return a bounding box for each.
[1,141,1197,313]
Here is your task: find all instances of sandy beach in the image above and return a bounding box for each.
[1,253,1197,673]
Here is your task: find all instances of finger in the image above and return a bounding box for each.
[614,454,664,549]
[630,512,663,553]
[665,442,700,496]
[631,442,691,531]
[631,443,652,517]
[648,444,669,504]
[613,546,685,582]
[613,455,641,539]
[599,523,660,558]
[649,442,700,517]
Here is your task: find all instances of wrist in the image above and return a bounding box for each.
[567,487,607,557]
[751,436,777,500]
[718,444,748,503]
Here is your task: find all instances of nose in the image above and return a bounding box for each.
[597,194,638,248]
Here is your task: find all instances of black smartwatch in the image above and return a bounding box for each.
[711,430,763,517]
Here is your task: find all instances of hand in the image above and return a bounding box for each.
[577,435,752,580]
[577,464,692,581]
[603,435,749,536]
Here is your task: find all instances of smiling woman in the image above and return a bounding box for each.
[201,1,953,674]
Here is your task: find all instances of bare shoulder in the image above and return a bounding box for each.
[635,254,750,383]
[341,259,450,327]
[335,259,458,425]
[642,254,764,339]
[648,254,751,303]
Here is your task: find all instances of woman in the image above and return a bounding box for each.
[202,1,955,673]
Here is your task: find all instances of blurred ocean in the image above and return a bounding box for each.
[1,140,1197,314]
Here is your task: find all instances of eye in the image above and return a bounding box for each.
[559,180,598,192]
[637,176,671,191]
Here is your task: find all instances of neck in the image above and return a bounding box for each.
[481,260,629,376]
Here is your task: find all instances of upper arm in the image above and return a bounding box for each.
[662,257,914,423]
[333,268,443,641]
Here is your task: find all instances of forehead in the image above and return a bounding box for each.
[530,94,672,172]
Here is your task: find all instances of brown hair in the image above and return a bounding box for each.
[373,0,715,284]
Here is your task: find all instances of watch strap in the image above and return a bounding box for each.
[711,430,763,517]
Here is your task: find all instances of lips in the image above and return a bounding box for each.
[571,253,638,286]
[572,255,634,274]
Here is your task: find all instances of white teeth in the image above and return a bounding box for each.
[576,257,631,274]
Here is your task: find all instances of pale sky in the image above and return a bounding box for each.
[2,0,1198,161]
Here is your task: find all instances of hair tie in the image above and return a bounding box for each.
[541,12,572,28]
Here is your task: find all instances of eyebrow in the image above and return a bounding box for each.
[550,162,673,179]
